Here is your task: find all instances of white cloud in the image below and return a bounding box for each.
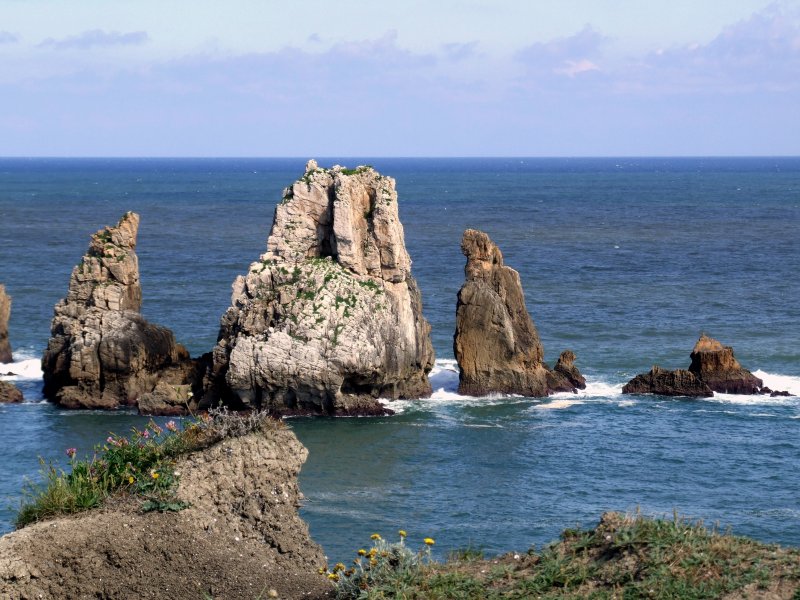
[38,30,150,50]
[0,31,18,44]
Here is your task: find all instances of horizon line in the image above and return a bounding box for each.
[1,154,799,160]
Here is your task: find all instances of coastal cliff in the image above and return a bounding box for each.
[211,160,434,415]
[0,419,329,600]
[453,229,584,396]
[41,212,196,412]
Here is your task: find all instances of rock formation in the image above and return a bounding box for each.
[688,334,763,394]
[623,334,770,397]
[621,366,712,397]
[0,285,11,363]
[42,212,196,411]
[0,423,329,599]
[453,229,585,396]
[0,380,23,403]
[211,161,434,415]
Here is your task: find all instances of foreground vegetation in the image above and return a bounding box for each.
[332,512,800,599]
[16,407,280,528]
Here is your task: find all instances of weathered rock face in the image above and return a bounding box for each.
[548,350,588,393]
[0,425,330,600]
[688,334,763,394]
[453,229,584,397]
[211,161,434,415]
[623,334,767,397]
[0,285,11,363]
[0,380,23,403]
[42,212,195,411]
[622,365,712,397]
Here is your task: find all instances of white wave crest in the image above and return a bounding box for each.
[753,370,800,397]
[0,358,43,381]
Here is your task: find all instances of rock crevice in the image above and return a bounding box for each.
[0,285,11,363]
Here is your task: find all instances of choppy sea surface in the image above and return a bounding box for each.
[1,157,798,563]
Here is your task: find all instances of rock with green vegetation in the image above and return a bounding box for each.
[454,229,584,397]
[333,512,800,599]
[0,412,330,599]
[0,284,11,363]
[211,160,434,415]
[42,212,196,412]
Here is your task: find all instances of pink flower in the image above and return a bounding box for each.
[165,420,178,432]
[65,447,77,459]
[141,429,150,439]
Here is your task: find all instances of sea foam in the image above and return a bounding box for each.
[0,357,43,381]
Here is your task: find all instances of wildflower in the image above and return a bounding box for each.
[166,420,178,432]
[141,429,150,439]
[369,558,377,567]
[106,436,116,445]
[370,533,381,540]
[128,476,135,484]
[369,548,377,557]
[151,423,163,436]
[333,562,345,573]
[65,447,77,459]
[398,529,407,538]
[424,537,435,546]
[327,573,339,581]
[357,549,366,556]
[317,567,326,575]
[150,470,159,480]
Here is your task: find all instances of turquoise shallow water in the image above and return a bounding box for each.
[1,157,799,563]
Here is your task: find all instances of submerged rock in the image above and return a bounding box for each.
[622,365,712,397]
[0,422,329,599]
[211,161,434,415]
[453,229,584,397]
[0,285,11,363]
[688,334,763,394]
[0,380,23,403]
[41,212,196,412]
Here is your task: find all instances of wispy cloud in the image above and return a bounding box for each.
[441,41,479,62]
[38,29,149,50]
[516,25,608,77]
[0,31,19,45]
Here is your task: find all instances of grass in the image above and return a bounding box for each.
[15,407,282,528]
[332,512,800,599]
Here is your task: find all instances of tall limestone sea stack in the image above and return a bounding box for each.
[0,284,11,363]
[42,212,194,411]
[211,161,434,415]
[454,229,585,396]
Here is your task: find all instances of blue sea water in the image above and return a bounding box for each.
[1,157,799,564]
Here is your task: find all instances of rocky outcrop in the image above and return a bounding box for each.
[0,380,23,403]
[41,212,196,411]
[0,285,11,363]
[0,424,329,599]
[548,350,588,393]
[211,161,434,415]
[688,334,763,394]
[453,229,584,396]
[622,366,712,397]
[623,334,772,397]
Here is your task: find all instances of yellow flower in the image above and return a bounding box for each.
[357,549,366,556]
[128,476,135,484]
[369,558,377,567]
[327,573,339,581]
[398,529,407,538]
[369,548,377,557]
[333,562,345,573]
[370,533,381,540]
[317,567,326,575]
[424,538,435,546]
[150,471,159,480]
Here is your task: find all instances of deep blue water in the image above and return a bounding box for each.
[1,157,798,563]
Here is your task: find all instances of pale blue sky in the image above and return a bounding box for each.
[1,0,797,156]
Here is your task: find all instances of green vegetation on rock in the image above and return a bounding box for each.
[331,512,800,599]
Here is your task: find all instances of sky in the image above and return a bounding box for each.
[0,0,798,156]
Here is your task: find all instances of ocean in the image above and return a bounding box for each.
[1,157,798,564]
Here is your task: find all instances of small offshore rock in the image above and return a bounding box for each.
[688,334,763,394]
[622,365,713,397]
[0,380,23,403]
[0,285,11,363]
